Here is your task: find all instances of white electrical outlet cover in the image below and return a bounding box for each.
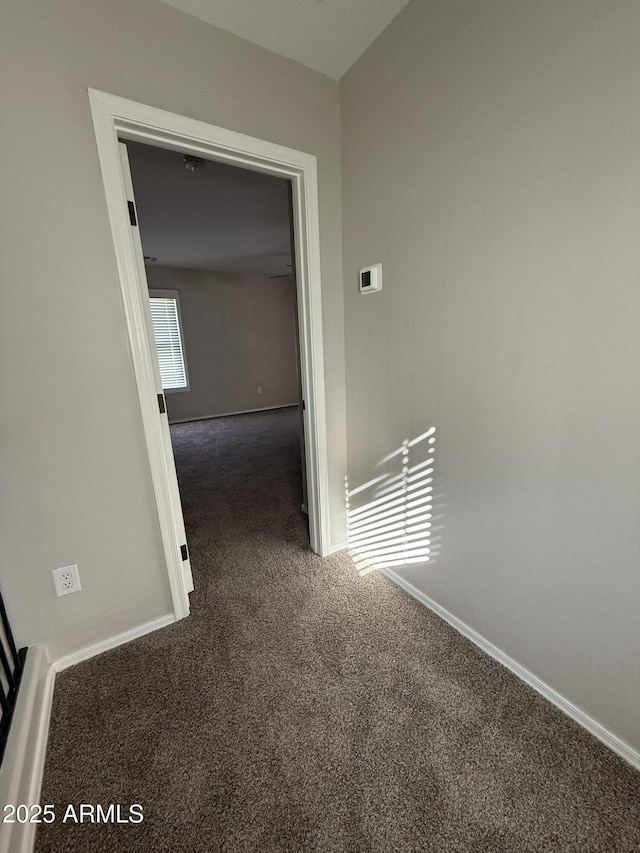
[52,564,81,597]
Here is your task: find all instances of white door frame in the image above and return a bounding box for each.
[88,89,332,620]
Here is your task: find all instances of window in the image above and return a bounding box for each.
[148,290,189,391]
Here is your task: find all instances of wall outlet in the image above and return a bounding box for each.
[257,386,263,394]
[52,564,81,597]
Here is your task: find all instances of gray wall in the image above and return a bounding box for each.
[341,0,640,751]
[0,0,346,661]
[146,267,299,421]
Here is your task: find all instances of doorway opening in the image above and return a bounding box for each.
[89,90,331,621]
[123,138,310,585]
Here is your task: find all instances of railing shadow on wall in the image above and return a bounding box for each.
[345,427,444,576]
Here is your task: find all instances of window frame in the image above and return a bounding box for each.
[148,288,190,393]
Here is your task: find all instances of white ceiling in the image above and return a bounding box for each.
[127,141,293,277]
[160,0,412,80]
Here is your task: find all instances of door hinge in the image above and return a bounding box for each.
[158,393,166,414]
[181,544,188,561]
[302,399,306,411]
[127,200,137,226]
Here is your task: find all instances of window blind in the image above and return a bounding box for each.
[149,296,187,390]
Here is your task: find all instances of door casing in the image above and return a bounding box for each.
[88,89,332,620]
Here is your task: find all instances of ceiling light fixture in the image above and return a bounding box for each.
[183,154,205,172]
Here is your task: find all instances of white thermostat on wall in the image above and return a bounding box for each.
[359,263,382,293]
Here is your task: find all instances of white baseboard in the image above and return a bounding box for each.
[53,614,175,672]
[169,403,298,425]
[381,567,640,772]
[0,616,175,852]
[328,540,347,554]
[0,645,55,853]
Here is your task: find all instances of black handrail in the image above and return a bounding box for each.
[0,592,27,765]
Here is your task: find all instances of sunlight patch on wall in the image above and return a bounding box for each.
[345,428,436,576]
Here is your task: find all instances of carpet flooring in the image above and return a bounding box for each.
[37,409,640,852]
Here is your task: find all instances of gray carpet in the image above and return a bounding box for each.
[37,409,640,852]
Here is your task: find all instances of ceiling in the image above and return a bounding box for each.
[127,140,293,277]
[160,0,412,80]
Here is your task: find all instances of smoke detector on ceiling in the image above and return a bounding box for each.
[183,155,205,172]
